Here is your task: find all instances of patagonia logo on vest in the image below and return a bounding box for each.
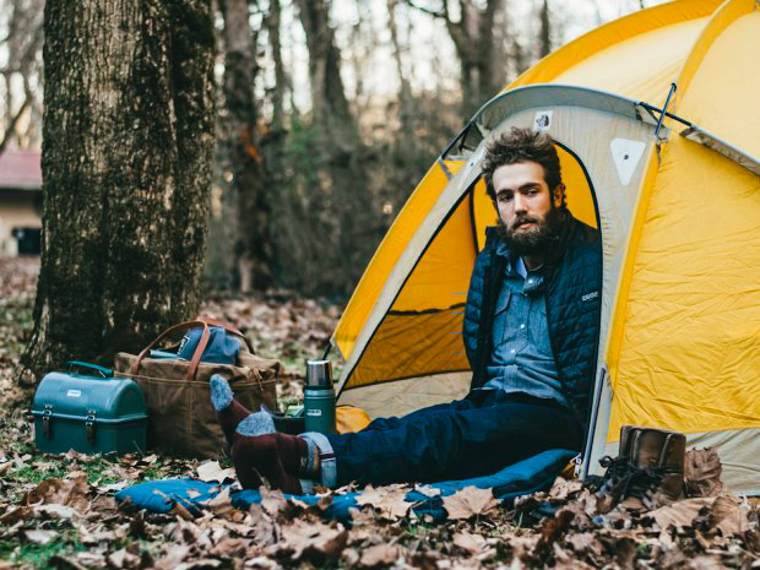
[581,290,599,303]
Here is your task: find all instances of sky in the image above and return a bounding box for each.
[261,0,667,114]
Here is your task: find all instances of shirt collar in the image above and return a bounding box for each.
[496,238,544,292]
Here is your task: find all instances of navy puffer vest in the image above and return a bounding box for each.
[463,215,602,433]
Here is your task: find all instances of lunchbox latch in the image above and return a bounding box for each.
[42,404,53,439]
[85,410,97,444]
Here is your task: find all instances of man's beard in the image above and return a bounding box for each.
[498,207,567,257]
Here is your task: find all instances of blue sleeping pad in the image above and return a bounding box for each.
[116,448,575,523]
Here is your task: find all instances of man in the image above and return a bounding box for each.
[210,127,602,494]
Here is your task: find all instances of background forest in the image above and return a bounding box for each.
[0,0,650,299]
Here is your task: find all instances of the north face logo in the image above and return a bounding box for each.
[581,290,599,302]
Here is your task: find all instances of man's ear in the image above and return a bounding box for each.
[553,184,565,208]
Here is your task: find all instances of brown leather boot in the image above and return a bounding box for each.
[592,424,646,511]
[622,427,686,507]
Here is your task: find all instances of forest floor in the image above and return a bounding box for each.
[1,258,759,570]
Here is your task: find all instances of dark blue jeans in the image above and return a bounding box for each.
[325,390,582,487]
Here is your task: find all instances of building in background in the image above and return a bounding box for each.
[0,150,42,256]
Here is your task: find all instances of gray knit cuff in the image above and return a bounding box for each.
[299,431,337,489]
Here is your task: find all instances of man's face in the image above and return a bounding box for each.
[491,160,564,255]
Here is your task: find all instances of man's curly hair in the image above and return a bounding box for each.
[481,127,562,202]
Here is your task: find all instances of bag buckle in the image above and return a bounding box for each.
[42,404,53,439]
[85,410,96,445]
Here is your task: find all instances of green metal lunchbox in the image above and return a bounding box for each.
[31,361,148,455]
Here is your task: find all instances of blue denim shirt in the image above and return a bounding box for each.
[482,241,569,408]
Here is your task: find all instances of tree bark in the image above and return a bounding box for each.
[266,0,289,133]
[220,0,272,292]
[407,0,504,116]
[538,0,551,58]
[18,0,215,386]
[293,0,358,148]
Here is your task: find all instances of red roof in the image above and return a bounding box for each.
[0,150,41,190]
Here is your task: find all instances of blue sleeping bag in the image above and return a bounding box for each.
[116,448,575,523]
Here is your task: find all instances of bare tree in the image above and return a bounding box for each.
[538,0,551,58]
[265,0,290,133]
[19,0,215,385]
[0,0,44,150]
[219,0,272,292]
[407,0,505,115]
[292,0,358,148]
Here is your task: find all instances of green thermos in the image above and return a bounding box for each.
[304,359,336,434]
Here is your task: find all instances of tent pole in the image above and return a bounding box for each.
[654,82,678,140]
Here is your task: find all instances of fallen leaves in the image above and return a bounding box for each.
[278,519,348,563]
[452,530,487,554]
[358,543,399,567]
[23,475,91,514]
[647,497,716,532]
[685,448,724,498]
[442,487,499,520]
[355,484,414,520]
[3,262,760,570]
[196,460,235,484]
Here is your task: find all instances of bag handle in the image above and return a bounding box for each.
[130,320,211,381]
[195,316,255,353]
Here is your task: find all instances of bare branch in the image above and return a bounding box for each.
[403,0,446,19]
[0,97,30,153]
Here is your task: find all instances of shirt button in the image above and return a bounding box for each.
[510,349,515,353]
[520,324,525,329]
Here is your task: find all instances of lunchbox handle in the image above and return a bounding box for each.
[130,320,211,381]
[66,361,114,378]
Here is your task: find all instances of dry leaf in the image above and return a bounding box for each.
[685,449,724,498]
[156,545,190,570]
[96,481,129,493]
[260,488,288,517]
[0,506,32,525]
[197,460,235,483]
[453,530,487,554]
[23,475,90,513]
[356,484,413,520]
[710,494,749,536]
[170,501,196,521]
[359,543,399,568]
[647,497,715,531]
[24,529,57,545]
[34,503,78,520]
[548,478,582,501]
[566,532,601,555]
[200,487,235,517]
[279,519,348,563]
[414,484,442,498]
[535,509,575,556]
[442,487,499,520]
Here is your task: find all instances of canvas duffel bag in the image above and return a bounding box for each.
[114,318,279,459]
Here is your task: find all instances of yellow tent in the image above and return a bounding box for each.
[331,0,760,494]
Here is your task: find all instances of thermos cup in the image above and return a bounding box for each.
[304,359,336,434]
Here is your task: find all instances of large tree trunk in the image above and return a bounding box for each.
[18,0,215,386]
[220,0,272,293]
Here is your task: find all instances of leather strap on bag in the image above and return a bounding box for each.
[130,320,211,381]
[195,316,255,353]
